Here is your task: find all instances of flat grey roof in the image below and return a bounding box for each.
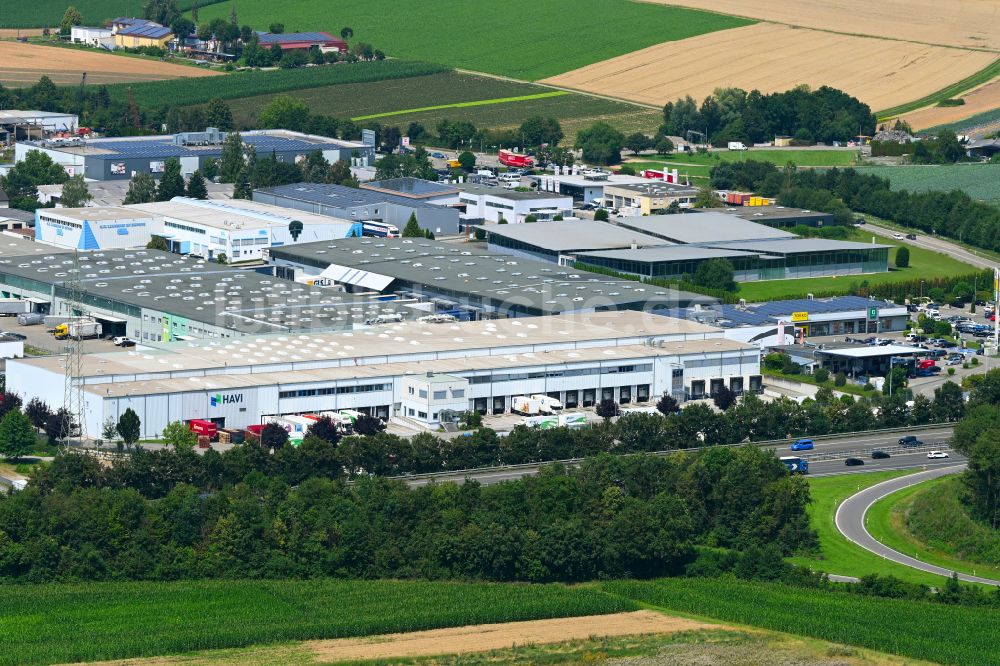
[0,249,406,331]
[484,220,668,252]
[576,246,758,263]
[719,238,892,254]
[268,237,713,313]
[454,183,571,201]
[605,182,699,195]
[256,182,447,211]
[816,344,925,358]
[616,213,797,244]
[0,235,52,258]
[719,206,832,221]
[362,177,458,198]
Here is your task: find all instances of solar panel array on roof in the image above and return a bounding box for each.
[257,32,340,44]
[69,133,350,161]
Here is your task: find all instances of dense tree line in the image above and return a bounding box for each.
[662,85,875,146]
[951,370,1000,529]
[711,160,1000,255]
[0,448,813,582]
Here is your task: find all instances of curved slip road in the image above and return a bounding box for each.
[835,463,1000,586]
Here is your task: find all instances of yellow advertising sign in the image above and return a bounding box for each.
[791,311,809,322]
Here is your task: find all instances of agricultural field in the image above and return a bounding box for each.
[545,23,998,111]
[625,149,859,184]
[734,230,981,302]
[853,164,1000,206]
[0,578,635,665]
[605,578,1000,666]
[0,0,222,28]
[653,0,1000,51]
[106,60,449,108]
[0,41,218,87]
[900,75,1000,131]
[195,0,752,81]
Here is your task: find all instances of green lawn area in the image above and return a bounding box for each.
[788,470,956,585]
[195,0,752,81]
[853,164,1000,207]
[735,230,980,302]
[867,476,1000,580]
[628,148,861,169]
[762,368,872,396]
[0,0,220,28]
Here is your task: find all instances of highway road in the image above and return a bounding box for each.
[835,464,1000,586]
[863,221,995,271]
[403,425,957,487]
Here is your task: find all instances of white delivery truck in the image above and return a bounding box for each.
[0,298,31,315]
[558,412,587,428]
[530,394,563,413]
[727,141,748,151]
[523,415,559,429]
[511,396,542,415]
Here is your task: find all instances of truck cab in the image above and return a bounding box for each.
[780,456,809,474]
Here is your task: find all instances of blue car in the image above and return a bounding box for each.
[790,438,814,451]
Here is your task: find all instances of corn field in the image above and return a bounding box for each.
[0,578,635,665]
[604,578,1000,666]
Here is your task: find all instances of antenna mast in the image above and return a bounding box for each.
[61,250,87,447]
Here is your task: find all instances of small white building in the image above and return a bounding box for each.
[400,373,469,424]
[454,183,573,224]
[70,26,114,48]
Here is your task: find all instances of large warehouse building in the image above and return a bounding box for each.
[7,311,761,436]
[254,182,461,235]
[265,237,714,318]
[15,129,375,181]
[486,216,890,282]
[36,197,359,258]
[0,247,412,341]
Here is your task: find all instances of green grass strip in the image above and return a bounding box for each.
[351,91,569,120]
[877,56,1000,120]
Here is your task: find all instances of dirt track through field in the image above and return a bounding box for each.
[642,0,1000,51]
[0,41,218,86]
[71,610,720,665]
[899,77,1000,129]
[544,23,997,111]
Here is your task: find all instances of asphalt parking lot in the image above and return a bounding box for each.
[0,316,114,355]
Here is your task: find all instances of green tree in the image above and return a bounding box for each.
[162,420,198,450]
[268,22,284,34]
[155,158,185,201]
[656,393,679,415]
[170,17,194,38]
[117,408,141,448]
[895,246,910,268]
[146,235,169,251]
[216,252,228,264]
[402,213,423,237]
[457,150,476,171]
[518,116,563,147]
[596,399,619,419]
[101,416,118,444]
[219,131,244,184]
[655,137,675,155]
[693,258,736,291]
[0,149,68,210]
[0,410,37,459]
[205,97,234,131]
[883,366,908,395]
[261,422,289,450]
[24,398,50,431]
[60,6,83,34]
[694,185,723,208]
[933,381,965,422]
[625,132,651,154]
[340,26,353,39]
[594,208,609,222]
[574,121,625,165]
[60,174,92,208]
[257,95,310,131]
[279,50,308,69]
[143,0,180,26]
[185,170,208,199]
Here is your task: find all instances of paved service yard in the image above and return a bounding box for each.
[0,317,115,356]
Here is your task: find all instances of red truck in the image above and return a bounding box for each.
[498,149,534,168]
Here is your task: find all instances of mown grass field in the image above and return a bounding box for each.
[0,0,222,28]
[605,578,1000,666]
[195,0,752,81]
[734,228,979,302]
[787,470,952,586]
[104,60,450,108]
[854,164,1000,206]
[0,578,635,665]
[631,148,861,169]
[867,475,1000,578]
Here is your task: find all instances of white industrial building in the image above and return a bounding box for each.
[70,26,114,48]
[35,197,359,259]
[454,183,572,223]
[7,311,761,437]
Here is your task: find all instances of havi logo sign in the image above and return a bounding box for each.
[211,393,243,407]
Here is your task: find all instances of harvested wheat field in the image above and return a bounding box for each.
[0,29,43,37]
[899,78,1000,129]
[74,610,719,665]
[545,23,997,110]
[645,0,1000,51]
[0,41,219,86]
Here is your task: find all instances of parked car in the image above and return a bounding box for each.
[845,457,865,466]
[872,450,891,459]
[926,451,950,459]
[946,355,964,366]
[790,438,814,451]
[1,331,26,340]
[899,435,923,447]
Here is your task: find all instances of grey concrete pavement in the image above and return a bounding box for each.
[835,464,1000,586]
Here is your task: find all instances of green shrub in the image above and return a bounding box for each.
[834,372,847,387]
[948,367,956,375]
[814,368,830,384]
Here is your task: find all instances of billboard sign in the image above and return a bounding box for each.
[149,160,165,173]
[110,162,126,175]
[790,311,808,322]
